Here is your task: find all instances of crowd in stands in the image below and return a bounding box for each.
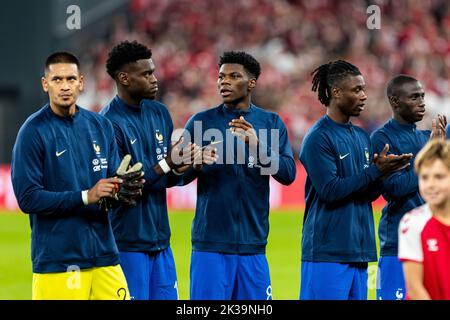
[77,0,450,155]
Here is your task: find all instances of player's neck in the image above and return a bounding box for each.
[327,107,350,124]
[430,202,450,226]
[223,95,251,111]
[50,102,76,118]
[393,114,413,125]
[117,88,141,107]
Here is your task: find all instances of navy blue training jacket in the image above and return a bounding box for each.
[181,104,296,254]
[299,115,382,263]
[11,104,120,273]
[100,96,180,253]
[371,119,430,256]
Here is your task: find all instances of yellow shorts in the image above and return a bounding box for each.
[32,264,129,300]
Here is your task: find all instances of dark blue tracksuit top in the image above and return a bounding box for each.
[100,96,180,253]
[11,104,121,273]
[371,119,430,256]
[299,115,382,263]
[180,104,296,254]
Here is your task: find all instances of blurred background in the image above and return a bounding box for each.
[0,0,449,299]
[1,0,450,163]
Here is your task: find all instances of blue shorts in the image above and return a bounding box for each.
[119,247,178,300]
[190,251,272,300]
[300,261,368,300]
[376,255,406,300]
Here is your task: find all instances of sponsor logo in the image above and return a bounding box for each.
[339,153,350,160]
[56,149,67,157]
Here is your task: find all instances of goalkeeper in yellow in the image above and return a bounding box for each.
[11,52,144,300]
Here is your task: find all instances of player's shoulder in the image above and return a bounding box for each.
[19,104,53,134]
[400,204,433,233]
[420,129,431,137]
[303,116,332,142]
[98,99,115,117]
[143,99,168,113]
[352,123,370,137]
[251,104,278,117]
[79,106,114,130]
[188,105,221,122]
[301,118,335,151]
[370,121,390,139]
[251,104,286,125]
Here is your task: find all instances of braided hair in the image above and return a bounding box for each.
[311,60,361,106]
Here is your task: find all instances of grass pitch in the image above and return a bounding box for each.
[0,209,380,300]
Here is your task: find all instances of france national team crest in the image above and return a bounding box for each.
[93,142,101,155]
[364,147,370,168]
[155,130,167,161]
[155,130,164,145]
[91,141,107,172]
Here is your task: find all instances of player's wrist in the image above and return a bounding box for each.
[81,190,89,205]
[172,168,184,176]
[158,158,171,174]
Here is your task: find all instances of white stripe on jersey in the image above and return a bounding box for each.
[398,204,433,262]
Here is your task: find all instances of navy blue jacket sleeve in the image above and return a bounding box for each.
[145,107,182,190]
[11,124,83,215]
[175,115,200,186]
[371,130,418,198]
[110,121,166,193]
[258,115,296,185]
[300,131,382,203]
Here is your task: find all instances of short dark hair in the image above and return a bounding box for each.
[218,51,261,79]
[45,52,79,72]
[311,60,362,106]
[106,40,152,78]
[386,74,418,98]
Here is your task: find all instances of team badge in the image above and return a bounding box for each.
[93,142,101,155]
[155,131,163,142]
[155,130,164,145]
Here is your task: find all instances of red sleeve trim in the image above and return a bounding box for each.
[399,258,423,263]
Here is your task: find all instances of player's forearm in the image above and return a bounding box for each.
[17,188,83,215]
[383,169,418,198]
[176,167,199,186]
[271,156,296,185]
[353,180,383,202]
[315,165,382,203]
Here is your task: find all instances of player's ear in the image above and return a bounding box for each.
[78,74,85,92]
[389,96,399,108]
[331,86,341,98]
[41,77,48,92]
[248,78,256,91]
[117,72,129,86]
